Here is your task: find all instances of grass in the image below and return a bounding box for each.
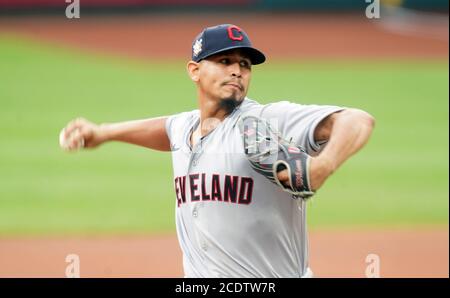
[0,36,448,235]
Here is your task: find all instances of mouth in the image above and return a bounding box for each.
[223,82,243,91]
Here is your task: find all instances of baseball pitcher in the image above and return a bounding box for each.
[59,24,375,278]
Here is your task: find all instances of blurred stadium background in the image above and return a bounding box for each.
[0,0,448,277]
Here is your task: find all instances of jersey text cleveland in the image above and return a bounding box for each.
[174,174,254,207]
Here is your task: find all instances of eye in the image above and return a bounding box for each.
[219,58,230,65]
[240,60,251,69]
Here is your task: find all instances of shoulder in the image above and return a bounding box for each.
[238,97,263,113]
[238,97,290,118]
[165,109,199,140]
[240,99,303,119]
[260,100,295,116]
[167,109,199,127]
[261,101,346,119]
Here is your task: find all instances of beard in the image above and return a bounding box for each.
[219,96,244,115]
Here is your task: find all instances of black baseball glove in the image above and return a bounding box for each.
[239,115,315,200]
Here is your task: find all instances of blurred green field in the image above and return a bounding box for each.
[0,36,448,235]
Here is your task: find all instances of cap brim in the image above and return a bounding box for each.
[198,46,266,65]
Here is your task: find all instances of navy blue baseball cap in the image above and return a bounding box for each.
[191,24,266,65]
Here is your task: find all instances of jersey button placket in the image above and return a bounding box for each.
[190,149,201,168]
[191,140,204,168]
[192,206,198,218]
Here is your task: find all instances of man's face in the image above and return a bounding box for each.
[196,49,252,105]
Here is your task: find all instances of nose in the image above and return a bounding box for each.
[229,62,242,78]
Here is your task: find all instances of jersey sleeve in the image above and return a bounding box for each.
[165,110,199,151]
[260,101,345,155]
[165,114,177,150]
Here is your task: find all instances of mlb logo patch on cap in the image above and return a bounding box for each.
[192,38,203,57]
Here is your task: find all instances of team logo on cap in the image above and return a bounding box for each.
[193,38,202,57]
[227,25,243,41]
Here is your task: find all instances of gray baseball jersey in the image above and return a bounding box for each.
[165,98,344,278]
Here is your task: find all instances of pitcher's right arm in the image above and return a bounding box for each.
[59,117,171,152]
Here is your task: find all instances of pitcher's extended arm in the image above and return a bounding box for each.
[59,117,170,152]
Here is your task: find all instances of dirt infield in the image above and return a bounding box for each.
[0,228,447,277]
[0,13,448,60]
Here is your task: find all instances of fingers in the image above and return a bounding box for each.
[277,169,290,187]
[59,127,85,152]
[59,118,87,152]
[63,117,86,139]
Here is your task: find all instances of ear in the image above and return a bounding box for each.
[187,61,200,82]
